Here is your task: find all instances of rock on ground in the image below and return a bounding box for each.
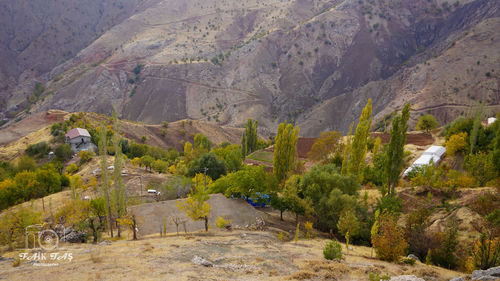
[472,266,500,280]
[192,255,213,267]
[390,275,425,281]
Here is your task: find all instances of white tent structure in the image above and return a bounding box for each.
[488,117,497,126]
[403,145,446,177]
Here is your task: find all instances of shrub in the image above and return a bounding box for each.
[305,221,314,239]
[369,273,390,281]
[78,150,94,165]
[428,219,459,269]
[55,143,72,161]
[65,163,78,175]
[372,212,408,262]
[471,233,500,270]
[277,231,288,242]
[464,152,496,186]
[152,159,169,173]
[215,216,231,229]
[26,141,50,157]
[401,257,416,265]
[446,132,468,156]
[323,240,342,260]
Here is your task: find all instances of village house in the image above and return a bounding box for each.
[65,128,96,153]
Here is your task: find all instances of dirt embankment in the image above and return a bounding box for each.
[0,110,66,146]
[370,132,434,146]
[129,194,268,236]
[118,119,243,151]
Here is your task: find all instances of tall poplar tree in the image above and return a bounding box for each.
[111,111,126,237]
[384,103,411,196]
[99,126,114,238]
[273,121,299,183]
[341,123,353,175]
[347,99,372,182]
[241,119,258,156]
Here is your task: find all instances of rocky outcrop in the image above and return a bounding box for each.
[449,266,500,281]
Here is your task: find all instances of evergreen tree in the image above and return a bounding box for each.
[273,121,299,183]
[384,103,411,196]
[347,99,372,182]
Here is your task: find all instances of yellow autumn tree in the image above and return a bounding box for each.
[177,173,212,231]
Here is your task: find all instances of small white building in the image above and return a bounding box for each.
[65,128,95,153]
[403,145,446,177]
[488,117,497,126]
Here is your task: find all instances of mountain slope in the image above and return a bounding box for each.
[1,0,499,135]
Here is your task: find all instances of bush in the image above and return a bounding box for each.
[215,216,231,229]
[78,150,94,165]
[65,164,78,175]
[401,257,416,265]
[446,132,468,156]
[464,152,496,186]
[55,144,72,161]
[323,240,342,260]
[26,141,50,157]
[372,212,408,262]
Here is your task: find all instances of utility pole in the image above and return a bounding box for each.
[139,175,143,196]
[203,167,208,189]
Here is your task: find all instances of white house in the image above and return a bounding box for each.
[65,128,95,153]
[403,145,446,177]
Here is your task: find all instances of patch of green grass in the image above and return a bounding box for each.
[247,150,273,163]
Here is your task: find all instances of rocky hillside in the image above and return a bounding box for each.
[1,0,499,135]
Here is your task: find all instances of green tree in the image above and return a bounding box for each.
[212,144,243,172]
[17,155,36,172]
[470,106,482,154]
[341,123,353,174]
[177,173,211,231]
[464,152,496,186]
[273,122,299,183]
[415,114,438,134]
[282,175,313,224]
[347,99,373,182]
[140,155,154,171]
[384,103,411,196]
[152,159,169,173]
[0,207,42,250]
[209,165,278,199]
[111,111,126,237]
[88,197,106,243]
[55,143,73,161]
[99,126,114,238]
[194,133,211,153]
[241,119,258,156]
[337,209,360,250]
[187,153,227,180]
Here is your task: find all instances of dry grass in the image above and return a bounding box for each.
[287,270,316,280]
[90,249,103,263]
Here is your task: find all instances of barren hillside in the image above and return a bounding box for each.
[1,0,499,136]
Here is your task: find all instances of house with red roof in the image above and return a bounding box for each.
[65,128,95,153]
